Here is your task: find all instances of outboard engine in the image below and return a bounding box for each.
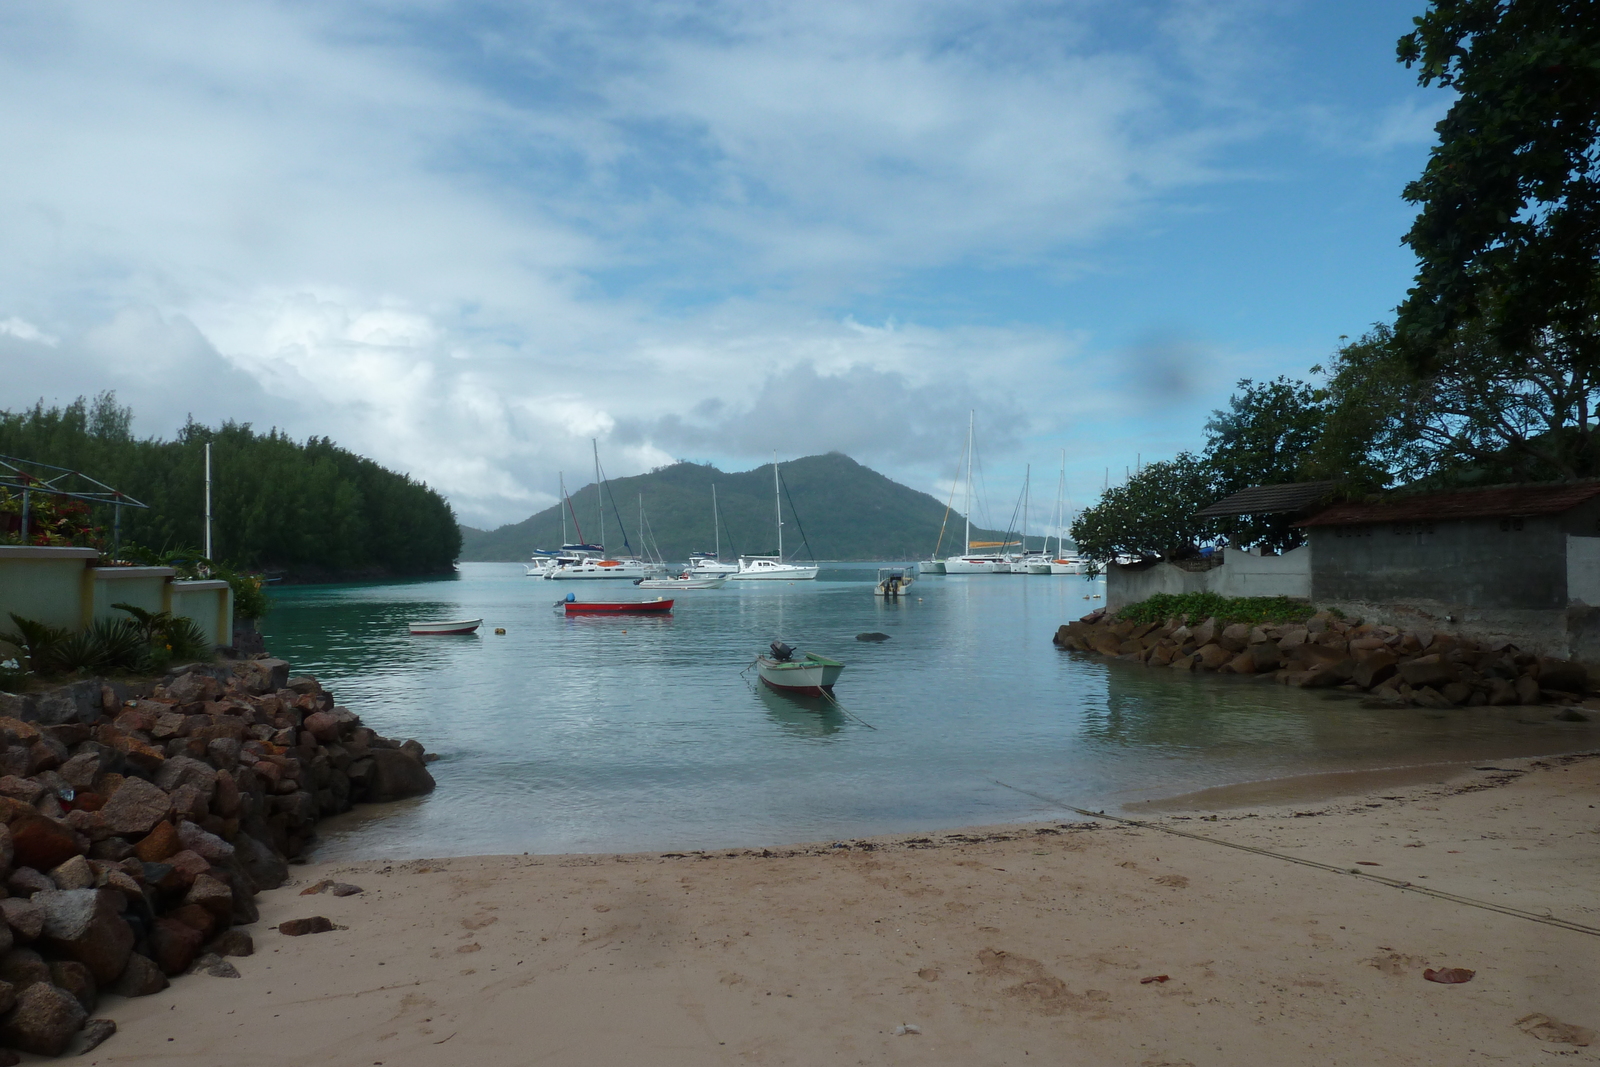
[769,641,795,661]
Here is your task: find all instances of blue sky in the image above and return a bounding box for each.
[0,1,1444,530]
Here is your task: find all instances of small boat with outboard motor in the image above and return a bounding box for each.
[873,567,913,597]
[558,593,674,615]
[408,618,482,635]
[754,641,845,696]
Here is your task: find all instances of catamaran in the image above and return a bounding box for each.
[942,412,1012,573]
[545,441,661,580]
[732,455,819,580]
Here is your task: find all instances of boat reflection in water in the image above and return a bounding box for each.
[754,684,845,739]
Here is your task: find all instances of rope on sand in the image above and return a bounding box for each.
[989,778,1600,939]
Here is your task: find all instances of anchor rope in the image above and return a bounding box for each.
[987,778,1600,939]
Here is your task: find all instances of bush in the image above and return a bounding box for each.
[0,607,216,681]
[1116,592,1316,627]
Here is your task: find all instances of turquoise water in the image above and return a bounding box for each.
[260,563,1600,859]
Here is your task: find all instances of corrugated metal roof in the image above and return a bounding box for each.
[1196,480,1339,518]
[1298,481,1600,527]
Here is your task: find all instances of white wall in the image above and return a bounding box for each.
[1106,544,1312,610]
[1568,535,1600,605]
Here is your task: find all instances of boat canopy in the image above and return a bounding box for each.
[968,540,1020,548]
[560,543,603,553]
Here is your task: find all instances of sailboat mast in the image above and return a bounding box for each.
[1022,463,1030,556]
[963,410,974,554]
[592,439,602,550]
[713,484,720,559]
[559,472,567,544]
[773,452,783,561]
[1055,450,1066,559]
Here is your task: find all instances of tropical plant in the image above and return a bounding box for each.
[0,613,72,674]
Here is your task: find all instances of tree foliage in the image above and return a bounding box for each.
[1203,376,1335,550]
[1069,453,1218,563]
[1321,322,1599,484]
[0,393,460,577]
[1397,0,1600,372]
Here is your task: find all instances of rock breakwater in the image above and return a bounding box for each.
[0,657,435,1058]
[1054,609,1597,711]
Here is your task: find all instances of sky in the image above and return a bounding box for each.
[0,1,1446,532]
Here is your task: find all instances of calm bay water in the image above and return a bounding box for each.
[260,562,1600,859]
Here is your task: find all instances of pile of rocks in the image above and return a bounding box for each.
[1054,610,1597,710]
[0,658,435,1058]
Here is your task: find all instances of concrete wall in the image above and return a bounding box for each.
[1308,515,1568,610]
[0,546,233,648]
[0,546,99,631]
[1106,545,1312,610]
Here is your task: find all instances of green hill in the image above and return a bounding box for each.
[459,452,1044,562]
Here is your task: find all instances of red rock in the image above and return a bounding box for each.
[9,817,82,872]
[148,918,203,975]
[184,875,234,923]
[167,903,218,939]
[36,889,133,984]
[278,916,334,936]
[166,850,210,886]
[0,898,43,941]
[70,792,105,813]
[134,822,181,864]
[109,735,165,775]
[302,711,340,742]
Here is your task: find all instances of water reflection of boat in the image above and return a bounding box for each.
[755,685,844,738]
[755,642,844,696]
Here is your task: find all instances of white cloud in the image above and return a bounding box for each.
[0,1,1420,527]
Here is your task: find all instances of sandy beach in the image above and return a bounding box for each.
[87,753,1599,1066]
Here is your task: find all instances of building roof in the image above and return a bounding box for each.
[1196,480,1340,518]
[1298,481,1600,527]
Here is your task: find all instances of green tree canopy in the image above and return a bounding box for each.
[1069,453,1218,564]
[1,393,460,577]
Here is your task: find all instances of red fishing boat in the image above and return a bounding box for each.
[560,595,674,615]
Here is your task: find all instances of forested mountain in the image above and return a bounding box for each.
[459,453,1043,562]
[1,394,459,578]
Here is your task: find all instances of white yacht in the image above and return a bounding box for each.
[734,555,820,580]
[545,551,652,580]
[730,454,819,581]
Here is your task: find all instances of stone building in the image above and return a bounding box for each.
[1296,481,1600,660]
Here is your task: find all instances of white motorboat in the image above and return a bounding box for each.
[636,574,728,589]
[688,554,739,576]
[734,556,821,580]
[408,618,482,635]
[873,567,914,597]
[730,454,819,581]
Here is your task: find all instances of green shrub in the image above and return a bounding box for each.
[1116,592,1316,627]
[0,613,72,674]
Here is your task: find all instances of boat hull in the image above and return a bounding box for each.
[546,560,650,579]
[636,577,727,589]
[920,560,946,574]
[756,654,844,696]
[409,619,482,635]
[731,558,820,580]
[563,599,674,614]
[943,556,1009,574]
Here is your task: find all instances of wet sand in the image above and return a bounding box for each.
[91,753,1599,1066]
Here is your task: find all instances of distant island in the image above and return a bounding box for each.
[459,452,1043,563]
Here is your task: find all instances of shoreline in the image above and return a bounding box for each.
[93,752,1600,1065]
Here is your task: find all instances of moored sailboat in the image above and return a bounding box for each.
[732,454,819,580]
